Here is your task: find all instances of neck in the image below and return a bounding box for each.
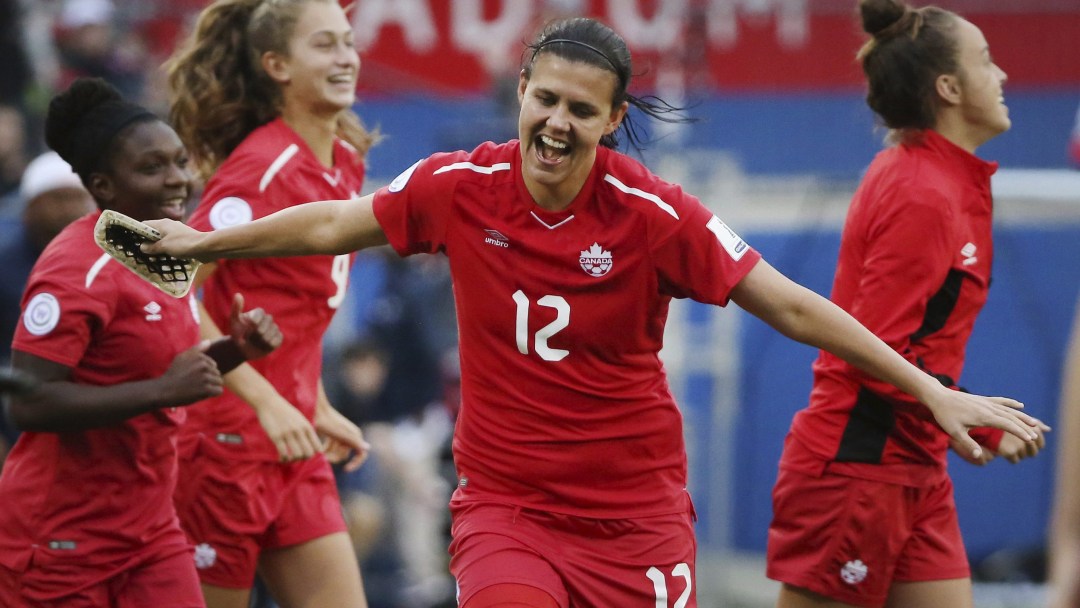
[281,106,339,167]
[522,149,597,212]
[932,113,987,155]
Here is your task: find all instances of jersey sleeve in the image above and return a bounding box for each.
[650,188,762,306]
[845,185,956,404]
[12,263,116,368]
[371,153,463,256]
[189,154,280,233]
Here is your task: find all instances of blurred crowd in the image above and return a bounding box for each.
[0,0,208,215]
[0,1,462,606]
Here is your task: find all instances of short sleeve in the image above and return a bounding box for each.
[13,270,115,368]
[652,193,762,306]
[372,153,463,257]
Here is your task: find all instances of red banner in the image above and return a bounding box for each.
[350,0,1080,94]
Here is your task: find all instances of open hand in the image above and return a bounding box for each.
[926,388,1049,461]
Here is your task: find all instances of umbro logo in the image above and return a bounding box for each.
[484,229,509,248]
[144,301,163,322]
[961,242,978,266]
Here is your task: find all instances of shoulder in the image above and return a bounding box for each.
[856,146,956,226]
[596,149,699,223]
[30,217,118,295]
[389,141,516,193]
[209,120,304,193]
[425,141,515,181]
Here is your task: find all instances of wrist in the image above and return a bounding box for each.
[205,338,247,374]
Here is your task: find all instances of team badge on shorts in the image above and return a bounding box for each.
[194,543,217,569]
[840,559,868,585]
[579,242,613,277]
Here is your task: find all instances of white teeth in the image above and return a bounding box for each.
[540,135,567,149]
[329,75,352,84]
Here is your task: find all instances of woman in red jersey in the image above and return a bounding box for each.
[146,16,1046,608]
[163,0,375,606]
[0,77,280,608]
[765,2,1049,607]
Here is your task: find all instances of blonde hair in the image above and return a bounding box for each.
[166,0,378,177]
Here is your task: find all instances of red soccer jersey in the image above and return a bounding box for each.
[186,118,365,459]
[0,212,199,579]
[783,129,998,487]
[373,141,761,518]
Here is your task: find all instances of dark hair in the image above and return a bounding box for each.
[857,0,961,132]
[166,0,378,178]
[523,17,693,153]
[44,77,158,185]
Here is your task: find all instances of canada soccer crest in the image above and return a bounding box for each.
[579,243,613,277]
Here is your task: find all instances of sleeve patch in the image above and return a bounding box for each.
[707,216,749,261]
[209,197,253,229]
[23,292,61,336]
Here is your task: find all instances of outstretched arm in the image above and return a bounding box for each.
[143,195,387,261]
[729,260,1045,459]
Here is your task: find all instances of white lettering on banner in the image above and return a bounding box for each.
[451,0,532,66]
[353,0,812,57]
[353,0,437,52]
[706,0,808,49]
[607,0,688,51]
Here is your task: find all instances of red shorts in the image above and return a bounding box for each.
[0,548,202,608]
[766,468,969,608]
[173,433,347,588]
[449,500,697,608]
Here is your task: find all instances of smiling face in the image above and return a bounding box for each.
[268,1,358,118]
[517,53,628,210]
[941,18,1010,149]
[91,120,192,222]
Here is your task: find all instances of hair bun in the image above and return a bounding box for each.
[45,77,122,163]
[859,0,908,36]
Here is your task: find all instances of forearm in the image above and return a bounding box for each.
[785,290,942,403]
[10,379,178,432]
[196,197,385,259]
[732,261,943,405]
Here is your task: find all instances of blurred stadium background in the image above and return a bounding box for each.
[1,1,1078,606]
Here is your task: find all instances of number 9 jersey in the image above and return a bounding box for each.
[372,141,761,518]
[185,117,365,460]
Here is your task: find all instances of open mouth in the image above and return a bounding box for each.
[328,74,354,88]
[535,134,570,164]
[160,196,187,221]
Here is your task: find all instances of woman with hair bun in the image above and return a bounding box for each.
[164,0,374,605]
[0,77,281,608]
[766,1,1045,607]
[145,15,1045,608]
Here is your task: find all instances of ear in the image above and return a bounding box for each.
[935,73,963,106]
[87,173,113,204]
[604,100,630,136]
[261,51,290,85]
[517,69,528,104]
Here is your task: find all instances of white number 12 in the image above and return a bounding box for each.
[647,564,692,608]
[513,290,569,362]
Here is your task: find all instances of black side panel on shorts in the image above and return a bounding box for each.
[834,387,895,463]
